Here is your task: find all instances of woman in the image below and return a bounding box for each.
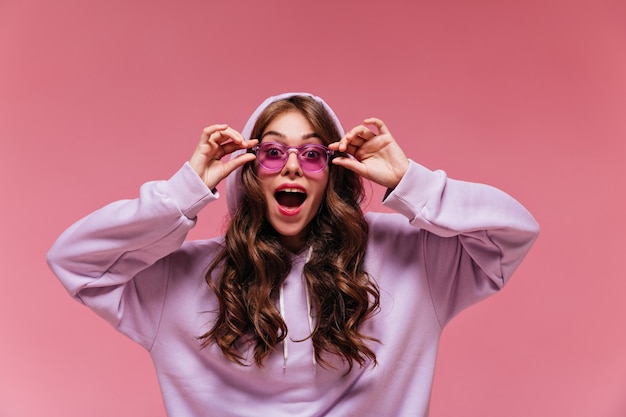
[47,92,539,416]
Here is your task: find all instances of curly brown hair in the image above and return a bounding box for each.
[200,95,380,371]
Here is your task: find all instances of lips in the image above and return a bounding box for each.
[274,185,307,213]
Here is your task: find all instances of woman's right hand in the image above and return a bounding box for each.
[188,124,258,190]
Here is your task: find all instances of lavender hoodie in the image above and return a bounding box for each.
[47,93,539,417]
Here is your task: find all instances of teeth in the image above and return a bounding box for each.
[279,188,305,194]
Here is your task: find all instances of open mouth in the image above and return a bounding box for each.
[275,188,307,209]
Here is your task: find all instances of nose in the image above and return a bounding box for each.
[281,149,303,176]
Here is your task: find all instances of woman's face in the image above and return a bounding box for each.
[256,111,330,253]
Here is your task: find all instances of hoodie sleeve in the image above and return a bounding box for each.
[382,160,540,326]
[46,162,218,348]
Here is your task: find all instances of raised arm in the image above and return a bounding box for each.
[46,125,257,346]
[332,118,539,324]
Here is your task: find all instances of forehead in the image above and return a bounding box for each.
[261,111,321,144]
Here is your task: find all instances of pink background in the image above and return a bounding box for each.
[1,0,625,416]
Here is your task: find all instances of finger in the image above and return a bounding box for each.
[363,117,390,135]
[327,141,341,151]
[210,126,246,146]
[220,138,258,156]
[335,139,361,155]
[346,126,376,142]
[345,133,366,148]
[220,152,257,175]
[336,127,370,152]
[200,124,229,143]
[331,156,368,178]
[356,125,377,140]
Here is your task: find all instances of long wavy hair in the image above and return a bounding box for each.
[200,96,380,371]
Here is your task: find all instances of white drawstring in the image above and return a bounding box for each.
[304,283,317,373]
[279,246,317,373]
[304,247,317,374]
[279,283,288,369]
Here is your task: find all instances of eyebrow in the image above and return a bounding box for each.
[260,131,321,141]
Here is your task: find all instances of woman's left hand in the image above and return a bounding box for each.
[329,118,409,189]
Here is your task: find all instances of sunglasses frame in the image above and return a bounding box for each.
[251,141,334,173]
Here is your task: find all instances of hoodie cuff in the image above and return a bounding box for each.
[382,160,446,221]
[159,162,219,220]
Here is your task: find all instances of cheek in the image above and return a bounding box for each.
[307,172,330,202]
[256,165,277,177]
[305,164,331,182]
[305,170,328,181]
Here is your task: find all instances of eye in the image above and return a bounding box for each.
[300,146,323,160]
[262,143,286,159]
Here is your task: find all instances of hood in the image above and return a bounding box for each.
[225,92,345,217]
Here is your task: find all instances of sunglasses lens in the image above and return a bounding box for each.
[298,145,327,172]
[258,143,287,170]
[255,143,330,172]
